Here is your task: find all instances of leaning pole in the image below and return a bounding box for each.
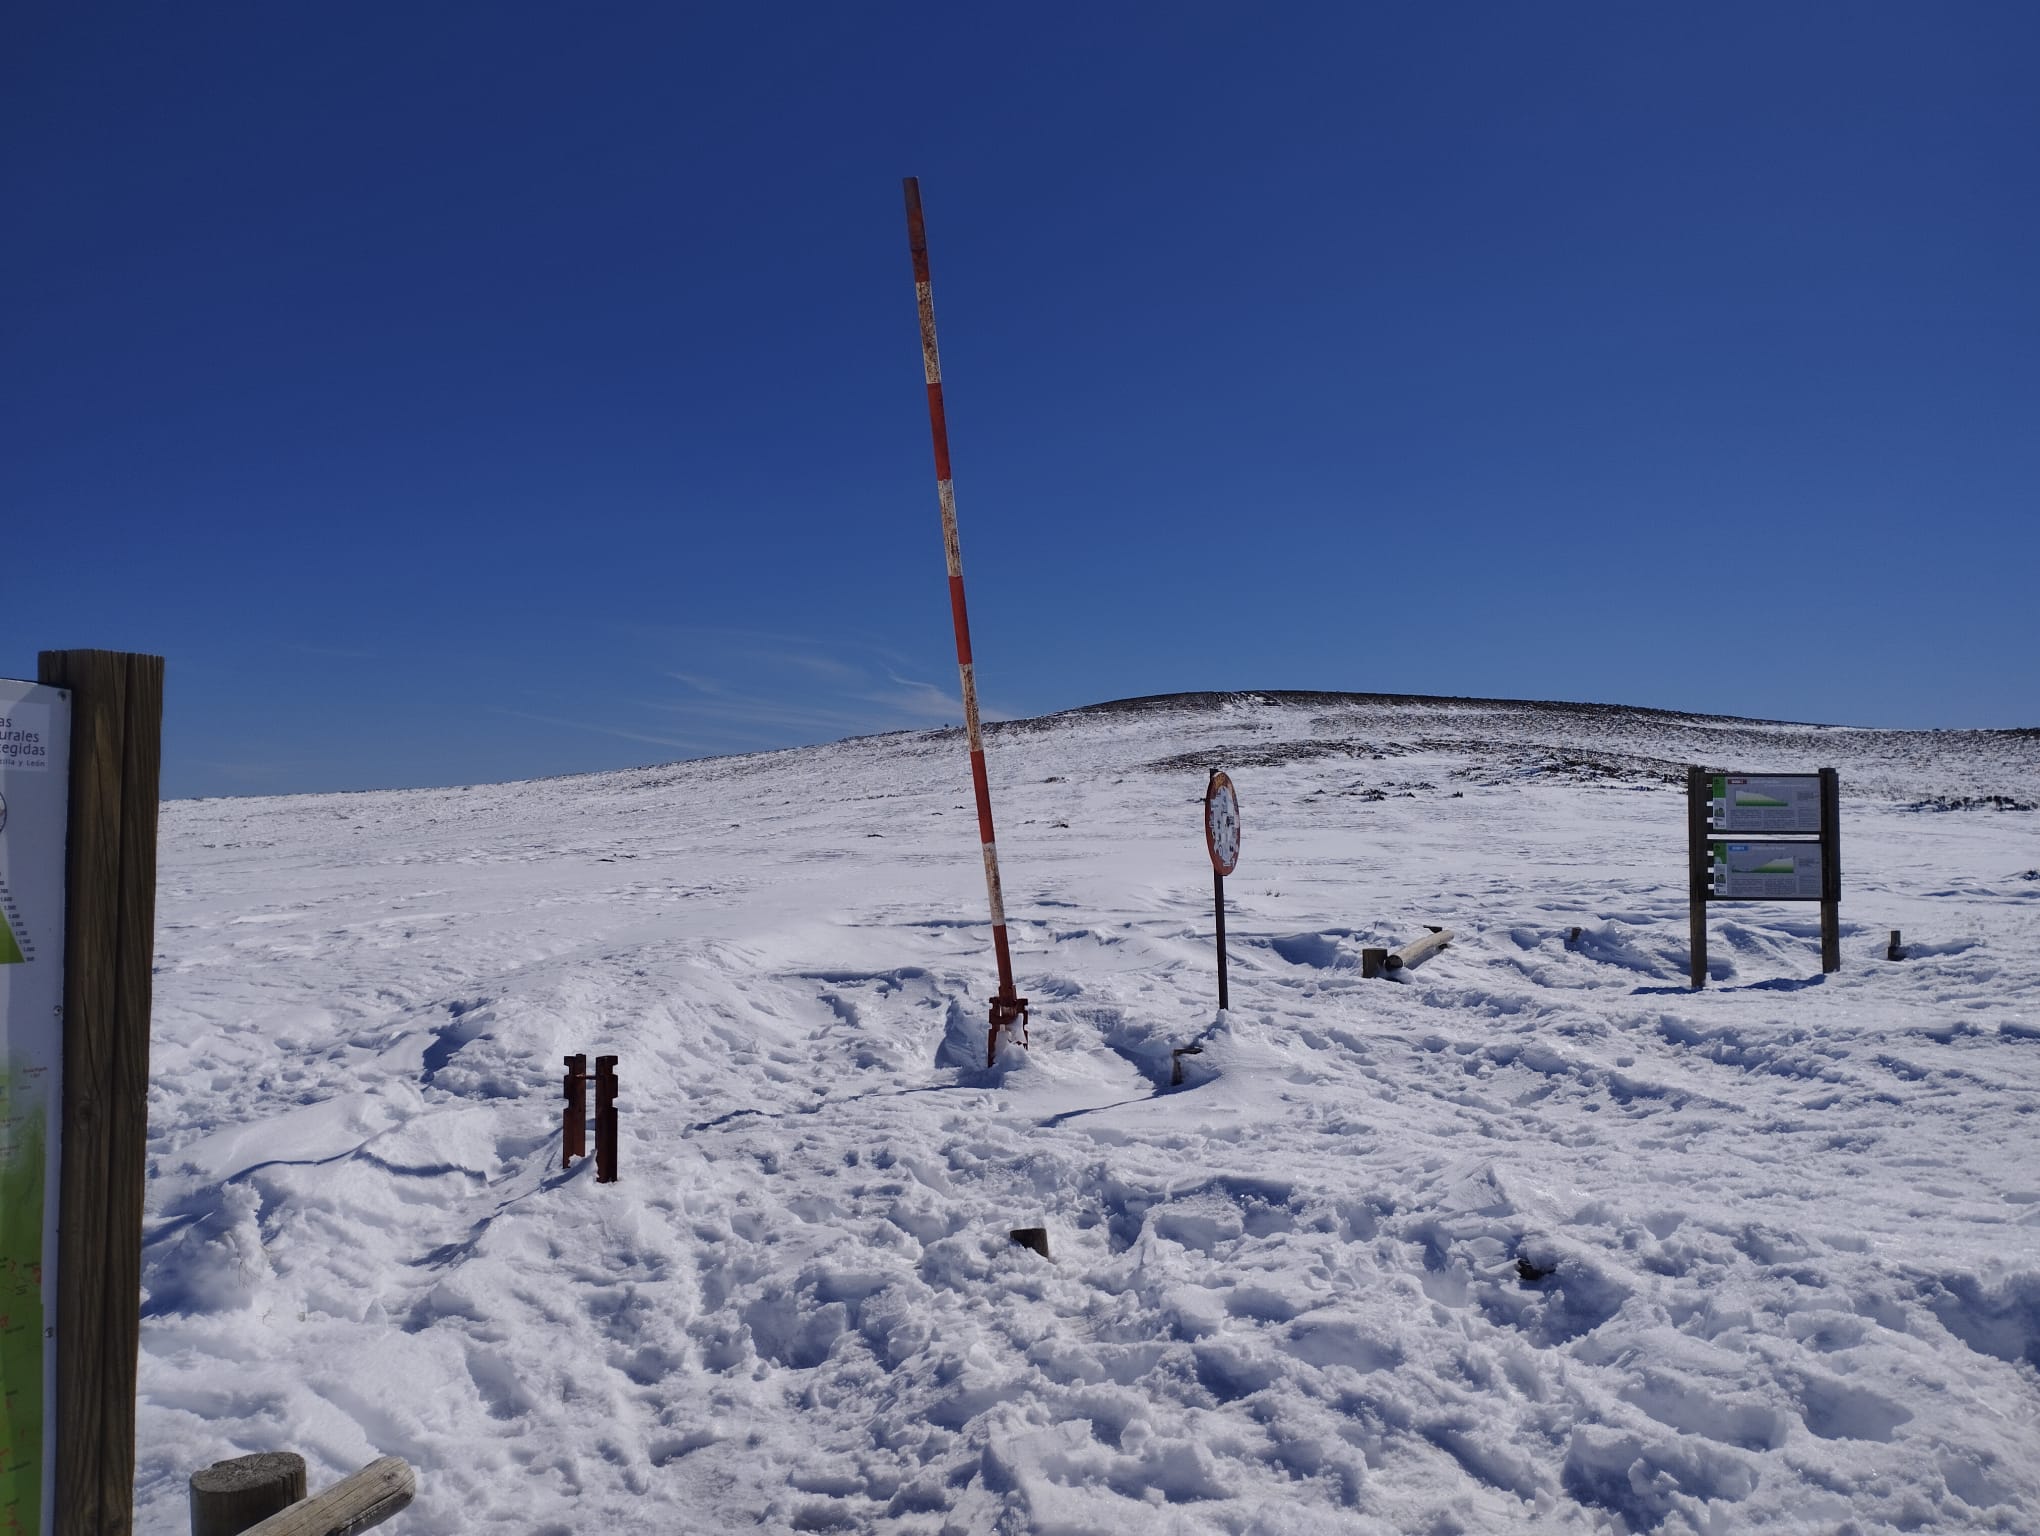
[902,177,1028,1068]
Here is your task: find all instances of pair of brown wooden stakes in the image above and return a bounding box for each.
[561,1054,620,1182]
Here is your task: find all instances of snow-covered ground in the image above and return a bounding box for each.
[136,693,2040,1534]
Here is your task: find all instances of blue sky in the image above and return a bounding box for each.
[5,5,2035,797]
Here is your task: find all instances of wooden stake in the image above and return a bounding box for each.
[594,1055,618,1184]
[190,1453,306,1536]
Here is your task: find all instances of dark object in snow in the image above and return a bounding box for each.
[1904,794,2037,813]
[1888,929,1905,961]
[562,1054,588,1167]
[1170,1041,1205,1085]
[1516,1257,1554,1284]
[1361,947,1388,979]
[1010,1226,1050,1259]
[190,1451,307,1536]
[1566,926,1583,946]
[595,1055,620,1183]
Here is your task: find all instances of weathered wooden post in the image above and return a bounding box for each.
[1686,765,1709,989]
[38,649,163,1536]
[561,1053,588,1167]
[189,1453,306,1536]
[594,1055,618,1184]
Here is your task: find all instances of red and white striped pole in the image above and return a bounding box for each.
[903,176,1028,1068]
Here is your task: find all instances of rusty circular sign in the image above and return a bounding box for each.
[1204,771,1240,876]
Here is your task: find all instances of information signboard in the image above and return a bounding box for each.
[1686,764,1839,988]
[1710,840,1825,901]
[1708,774,1822,834]
[0,678,68,1536]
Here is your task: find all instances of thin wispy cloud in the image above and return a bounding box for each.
[493,708,710,754]
[522,624,1021,767]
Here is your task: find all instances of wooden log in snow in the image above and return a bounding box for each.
[238,1457,415,1536]
[1384,927,1452,973]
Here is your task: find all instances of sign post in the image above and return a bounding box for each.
[38,648,164,1536]
[1,677,71,1536]
[1687,766,1840,988]
[1204,771,1240,1011]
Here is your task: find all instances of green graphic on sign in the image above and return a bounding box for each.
[0,919,20,967]
[1710,840,1824,900]
[1707,774,1822,834]
[0,1090,45,1534]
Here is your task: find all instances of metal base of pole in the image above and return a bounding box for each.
[986,994,1030,1067]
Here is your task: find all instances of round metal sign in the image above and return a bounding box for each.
[1204,771,1240,876]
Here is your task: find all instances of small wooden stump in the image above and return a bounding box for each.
[190,1452,307,1536]
[1010,1226,1050,1259]
[1887,929,1904,961]
[1360,947,1388,979]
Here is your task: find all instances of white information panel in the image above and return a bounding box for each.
[1708,774,1822,834]
[1710,840,1824,901]
[0,678,68,1536]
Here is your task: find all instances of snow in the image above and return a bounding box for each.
[136,693,2040,1533]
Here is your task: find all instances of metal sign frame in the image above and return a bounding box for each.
[1686,765,1839,988]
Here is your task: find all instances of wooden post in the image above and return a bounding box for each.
[1819,767,1841,973]
[1887,929,1902,961]
[594,1055,618,1184]
[235,1458,414,1536]
[1686,765,1709,990]
[561,1054,587,1167]
[189,1453,306,1536]
[1384,926,1453,973]
[1360,947,1387,979]
[39,649,163,1536]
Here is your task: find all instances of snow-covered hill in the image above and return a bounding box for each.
[139,693,2040,1533]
